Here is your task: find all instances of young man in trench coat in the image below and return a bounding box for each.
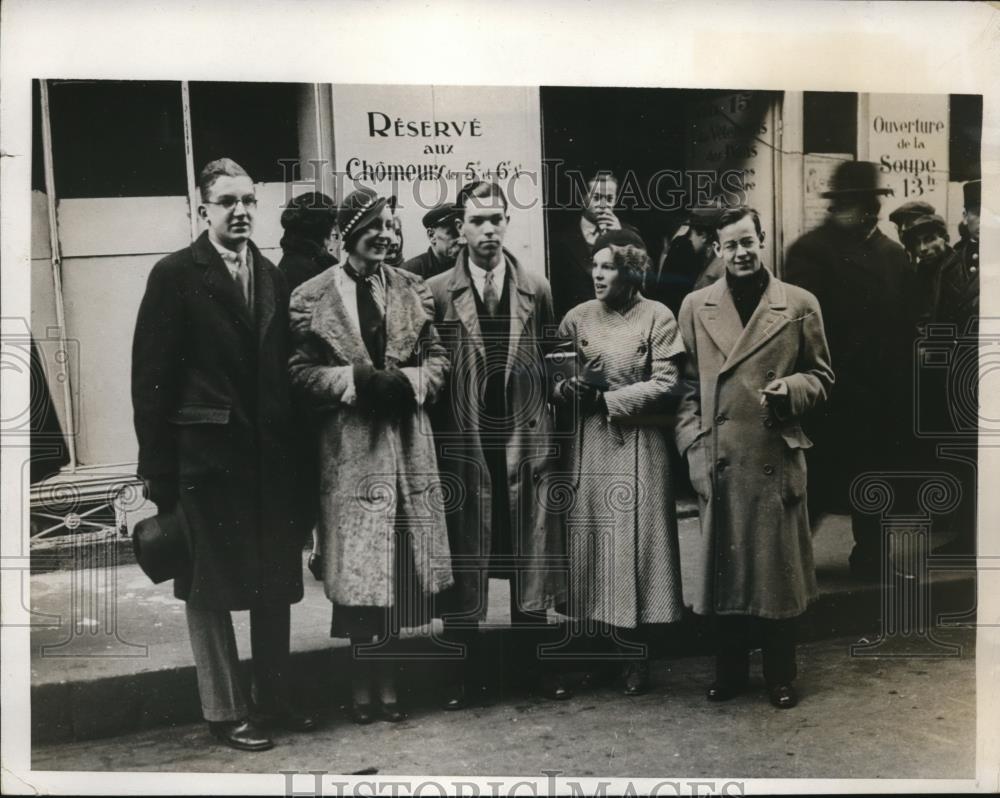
[132,158,315,750]
[426,180,569,708]
[676,207,834,709]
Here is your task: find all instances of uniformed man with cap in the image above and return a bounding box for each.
[402,202,462,280]
[954,179,981,277]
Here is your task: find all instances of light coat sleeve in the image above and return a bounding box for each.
[287,286,355,410]
[399,280,450,406]
[674,294,704,456]
[781,300,835,420]
[602,305,684,422]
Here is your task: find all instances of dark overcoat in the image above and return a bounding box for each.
[784,222,911,510]
[426,250,566,620]
[401,248,452,281]
[676,275,834,618]
[131,231,304,610]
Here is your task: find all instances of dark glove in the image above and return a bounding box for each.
[143,478,178,511]
[368,368,417,420]
[562,376,604,414]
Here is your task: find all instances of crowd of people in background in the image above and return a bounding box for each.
[131,155,980,752]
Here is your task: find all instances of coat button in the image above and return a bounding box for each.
[638,343,647,354]
[581,339,589,347]
[763,464,775,475]
[766,370,776,380]
[764,418,774,428]
[716,459,727,471]
[528,419,537,428]
[715,414,726,424]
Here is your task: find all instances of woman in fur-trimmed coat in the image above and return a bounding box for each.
[288,188,453,723]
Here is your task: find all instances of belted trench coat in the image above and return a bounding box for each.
[676,274,834,619]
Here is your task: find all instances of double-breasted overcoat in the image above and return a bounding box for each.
[131,231,304,610]
[288,265,454,611]
[426,250,566,620]
[676,274,834,619]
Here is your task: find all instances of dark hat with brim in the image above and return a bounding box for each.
[422,202,460,229]
[686,207,725,229]
[592,228,646,256]
[132,505,191,585]
[889,200,937,232]
[901,213,948,241]
[820,160,893,198]
[963,179,981,210]
[337,188,395,248]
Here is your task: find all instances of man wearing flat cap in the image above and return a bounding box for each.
[132,158,315,752]
[402,202,462,280]
[784,160,913,580]
[888,200,936,263]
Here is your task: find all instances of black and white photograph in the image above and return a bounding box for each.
[1,1,998,795]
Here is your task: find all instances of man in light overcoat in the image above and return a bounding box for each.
[676,207,834,709]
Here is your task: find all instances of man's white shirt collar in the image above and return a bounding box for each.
[468,256,506,301]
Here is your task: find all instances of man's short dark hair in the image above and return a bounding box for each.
[587,170,618,189]
[716,206,764,240]
[456,180,508,216]
[198,158,251,201]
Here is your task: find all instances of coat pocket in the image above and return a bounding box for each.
[780,427,810,504]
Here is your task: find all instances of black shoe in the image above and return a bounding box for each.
[706,680,746,702]
[379,701,409,722]
[442,683,467,711]
[254,703,319,733]
[209,719,274,752]
[622,661,650,696]
[350,701,375,725]
[307,552,323,581]
[539,672,573,701]
[768,683,798,709]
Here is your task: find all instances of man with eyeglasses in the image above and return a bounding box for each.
[132,158,316,751]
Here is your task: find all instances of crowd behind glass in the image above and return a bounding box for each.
[131,156,979,751]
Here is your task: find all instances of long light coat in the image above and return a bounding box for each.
[288,265,453,610]
[676,274,834,619]
[426,250,566,620]
[555,297,685,629]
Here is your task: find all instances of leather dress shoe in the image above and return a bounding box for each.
[540,672,573,701]
[209,719,274,752]
[705,680,747,702]
[768,683,798,709]
[350,701,375,725]
[622,661,650,696]
[442,683,467,711]
[379,701,408,722]
[254,704,319,733]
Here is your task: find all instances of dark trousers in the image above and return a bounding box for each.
[714,614,797,688]
[185,603,291,722]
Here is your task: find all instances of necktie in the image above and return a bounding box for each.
[220,249,250,307]
[482,270,500,317]
[343,263,387,368]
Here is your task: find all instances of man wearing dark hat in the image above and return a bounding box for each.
[427,180,570,709]
[888,200,936,263]
[549,170,642,320]
[954,179,981,277]
[648,207,725,316]
[402,202,462,280]
[131,158,316,751]
[784,160,913,580]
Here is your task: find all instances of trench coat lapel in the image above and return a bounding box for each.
[308,268,371,366]
[505,252,535,386]
[720,275,790,374]
[698,276,741,359]
[192,232,255,334]
[446,252,486,360]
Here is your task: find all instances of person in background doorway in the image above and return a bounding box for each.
[384,213,405,268]
[402,202,462,280]
[647,207,724,316]
[676,207,834,709]
[888,200,935,264]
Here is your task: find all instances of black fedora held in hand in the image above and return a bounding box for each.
[132,504,192,585]
[820,160,894,198]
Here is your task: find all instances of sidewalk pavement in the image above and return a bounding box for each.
[28,514,976,744]
[31,627,976,780]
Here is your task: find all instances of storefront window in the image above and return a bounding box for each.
[47,80,187,198]
[803,91,857,156]
[188,82,299,182]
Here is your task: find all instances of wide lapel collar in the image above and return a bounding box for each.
[192,232,254,334]
[720,274,790,374]
[248,241,275,348]
[382,267,424,365]
[309,267,371,366]
[446,250,486,360]
[504,249,535,385]
[698,276,741,360]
